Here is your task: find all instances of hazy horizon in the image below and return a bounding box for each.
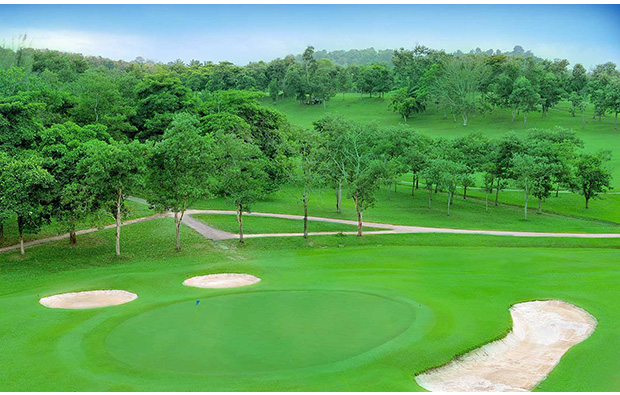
[1,4,619,69]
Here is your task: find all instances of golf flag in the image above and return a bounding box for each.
[196,300,200,305]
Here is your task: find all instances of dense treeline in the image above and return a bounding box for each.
[0,42,615,256]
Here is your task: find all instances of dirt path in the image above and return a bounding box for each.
[2,208,619,255]
[414,300,597,392]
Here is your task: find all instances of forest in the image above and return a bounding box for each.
[0,40,616,255]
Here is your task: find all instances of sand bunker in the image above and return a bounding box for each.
[415,300,597,392]
[183,273,261,288]
[39,290,138,309]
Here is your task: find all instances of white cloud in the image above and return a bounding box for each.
[0,28,151,62]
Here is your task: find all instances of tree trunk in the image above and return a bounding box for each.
[0,223,3,240]
[485,192,489,212]
[523,113,528,127]
[354,197,363,237]
[556,183,560,197]
[69,216,76,244]
[443,108,447,120]
[411,172,415,196]
[615,112,618,130]
[582,109,585,129]
[236,204,244,243]
[336,179,342,214]
[523,189,528,221]
[462,113,468,127]
[387,184,391,200]
[511,109,517,123]
[538,198,542,214]
[116,188,122,256]
[463,185,467,199]
[585,196,589,209]
[416,177,419,190]
[394,182,397,193]
[447,192,452,216]
[428,188,432,209]
[18,215,24,256]
[303,196,308,239]
[495,178,501,206]
[452,110,457,123]
[174,210,182,251]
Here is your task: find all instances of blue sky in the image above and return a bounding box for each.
[1,5,618,69]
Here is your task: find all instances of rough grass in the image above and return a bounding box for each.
[0,218,618,391]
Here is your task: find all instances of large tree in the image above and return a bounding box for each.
[147,113,216,251]
[437,56,489,126]
[574,151,613,209]
[79,140,146,256]
[0,155,54,255]
[216,133,269,243]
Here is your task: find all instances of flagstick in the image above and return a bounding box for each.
[194,303,198,328]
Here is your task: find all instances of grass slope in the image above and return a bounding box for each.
[0,218,618,391]
[268,94,620,183]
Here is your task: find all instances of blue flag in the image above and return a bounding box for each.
[196,300,200,305]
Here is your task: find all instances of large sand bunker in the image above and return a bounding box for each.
[183,273,261,288]
[39,290,138,309]
[415,300,597,392]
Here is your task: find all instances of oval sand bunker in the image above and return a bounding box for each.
[414,300,597,392]
[40,290,138,309]
[183,273,261,288]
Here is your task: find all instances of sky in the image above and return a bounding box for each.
[1,4,619,69]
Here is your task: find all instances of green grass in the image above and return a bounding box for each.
[0,200,154,248]
[267,94,620,187]
[190,185,619,234]
[0,218,618,391]
[191,213,379,234]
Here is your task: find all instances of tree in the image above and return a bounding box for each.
[570,64,587,93]
[147,113,216,251]
[569,91,588,128]
[335,65,353,100]
[488,132,523,205]
[133,72,195,141]
[0,155,54,255]
[389,87,425,122]
[539,72,563,118]
[37,122,111,244]
[575,151,613,209]
[311,59,338,108]
[605,77,620,130]
[79,140,146,256]
[437,56,489,126]
[216,133,269,243]
[511,154,541,220]
[509,76,540,126]
[452,132,489,199]
[314,116,352,213]
[287,127,326,238]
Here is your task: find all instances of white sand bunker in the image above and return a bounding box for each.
[415,300,597,392]
[39,290,138,309]
[183,273,261,288]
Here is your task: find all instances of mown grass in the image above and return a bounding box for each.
[0,218,618,391]
[190,184,619,234]
[191,213,379,234]
[0,200,154,248]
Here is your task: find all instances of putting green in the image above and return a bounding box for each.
[105,290,417,374]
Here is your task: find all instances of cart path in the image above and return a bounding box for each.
[2,209,619,254]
